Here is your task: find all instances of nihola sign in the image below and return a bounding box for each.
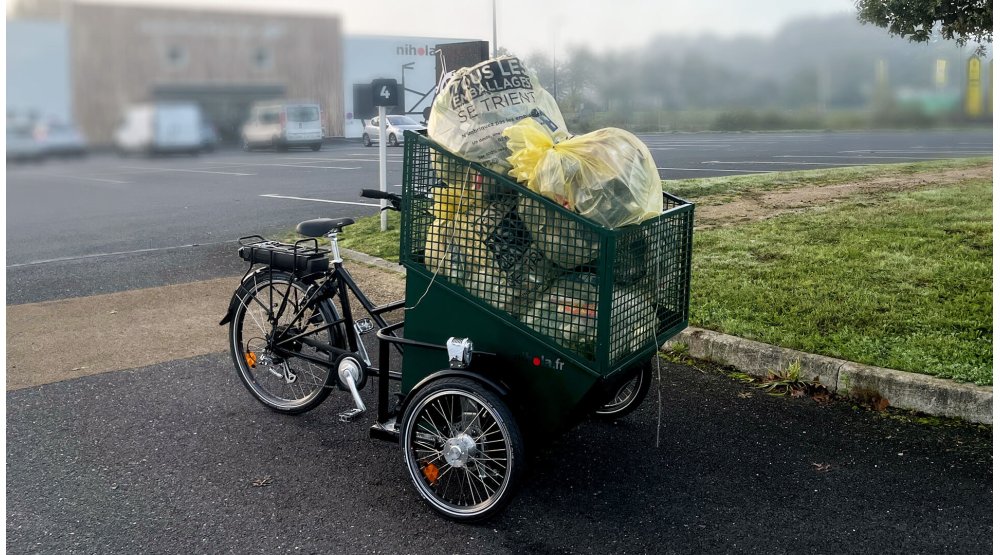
[395,44,437,57]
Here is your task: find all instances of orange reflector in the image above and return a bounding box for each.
[422,463,440,485]
[244,351,257,368]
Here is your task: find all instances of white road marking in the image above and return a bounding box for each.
[657,167,772,173]
[840,150,990,155]
[247,163,361,170]
[773,155,949,160]
[198,162,362,170]
[120,166,254,176]
[7,241,234,268]
[703,160,862,166]
[280,156,386,162]
[260,194,379,207]
[22,173,132,184]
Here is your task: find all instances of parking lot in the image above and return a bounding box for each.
[7,129,993,297]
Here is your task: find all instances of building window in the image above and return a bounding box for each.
[253,47,273,70]
[165,45,188,69]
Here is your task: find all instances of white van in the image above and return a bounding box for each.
[241,102,324,151]
[113,103,204,155]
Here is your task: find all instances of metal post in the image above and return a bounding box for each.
[492,0,497,58]
[378,105,388,232]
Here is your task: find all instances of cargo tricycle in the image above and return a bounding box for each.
[221,131,694,521]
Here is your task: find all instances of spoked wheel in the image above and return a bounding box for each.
[228,271,344,414]
[593,361,652,420]
[401,378,524,522]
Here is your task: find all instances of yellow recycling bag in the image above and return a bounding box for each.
[503,118,662,228]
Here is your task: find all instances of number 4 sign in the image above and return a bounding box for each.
[371,78,399,107]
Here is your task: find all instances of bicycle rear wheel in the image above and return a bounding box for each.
[229,270,343,414]
[593,361,652,420]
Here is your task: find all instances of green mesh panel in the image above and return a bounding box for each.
[400,131,693,375]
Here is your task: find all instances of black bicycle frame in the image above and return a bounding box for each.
[254,260,405,378]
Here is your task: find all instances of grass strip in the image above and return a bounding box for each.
[664,157,991,203]
[337,211,402,262]
[278,211,402,263]
[692,179,992,385]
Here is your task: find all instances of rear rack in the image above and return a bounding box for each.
[237,235,331,276]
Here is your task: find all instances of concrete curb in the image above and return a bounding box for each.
[341,248,405,275]
[666,327,992,425]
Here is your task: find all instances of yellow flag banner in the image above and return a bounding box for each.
[965,57,982,118]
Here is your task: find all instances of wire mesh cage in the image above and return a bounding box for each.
[400,131,693,375]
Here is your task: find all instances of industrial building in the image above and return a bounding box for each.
[8,1,477,143]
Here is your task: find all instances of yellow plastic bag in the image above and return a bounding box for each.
[423,218,474,281]
[430,183,484,220]
[503,118,662,228]
[429,153,485,220]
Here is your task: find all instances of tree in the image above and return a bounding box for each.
[855,0,993,54]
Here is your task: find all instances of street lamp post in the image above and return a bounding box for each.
[401,62,414,113]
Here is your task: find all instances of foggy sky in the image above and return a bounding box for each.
[28,0,856,56]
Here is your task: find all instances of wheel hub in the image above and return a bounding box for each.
[442,434,476,468]
[268,325,302,352]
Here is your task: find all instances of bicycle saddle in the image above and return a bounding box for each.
[296,217,355,237]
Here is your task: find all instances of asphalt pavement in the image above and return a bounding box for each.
[7,352,991,554]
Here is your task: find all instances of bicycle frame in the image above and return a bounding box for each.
[239,255,405,380]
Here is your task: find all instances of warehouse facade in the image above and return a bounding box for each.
[68,2,344,144]
[10,1,476,144]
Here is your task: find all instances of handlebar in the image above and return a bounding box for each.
[360,189,402,211]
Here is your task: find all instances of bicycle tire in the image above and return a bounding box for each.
[401,377,525,522]
[593,360,652,420]
[229,270,345,414]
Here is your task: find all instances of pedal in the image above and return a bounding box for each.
[338,408,365,422]
[337,356,367,420]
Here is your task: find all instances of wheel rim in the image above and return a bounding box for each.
[232,275,333,410]
[404,389,514,518]
[389,134,397,146]
[596,373,642,415]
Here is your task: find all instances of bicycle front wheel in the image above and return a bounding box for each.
[401,378,525,522]
[229,270,343,414]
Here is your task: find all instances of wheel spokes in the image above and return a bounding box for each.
[409,391,512,512]
[236,278,334,409]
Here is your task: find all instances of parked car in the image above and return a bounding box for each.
[6,124,44,162]
[241,101,323,151]
[36,120,87,157]
[113,103,204,156]
[362,115,426,147]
